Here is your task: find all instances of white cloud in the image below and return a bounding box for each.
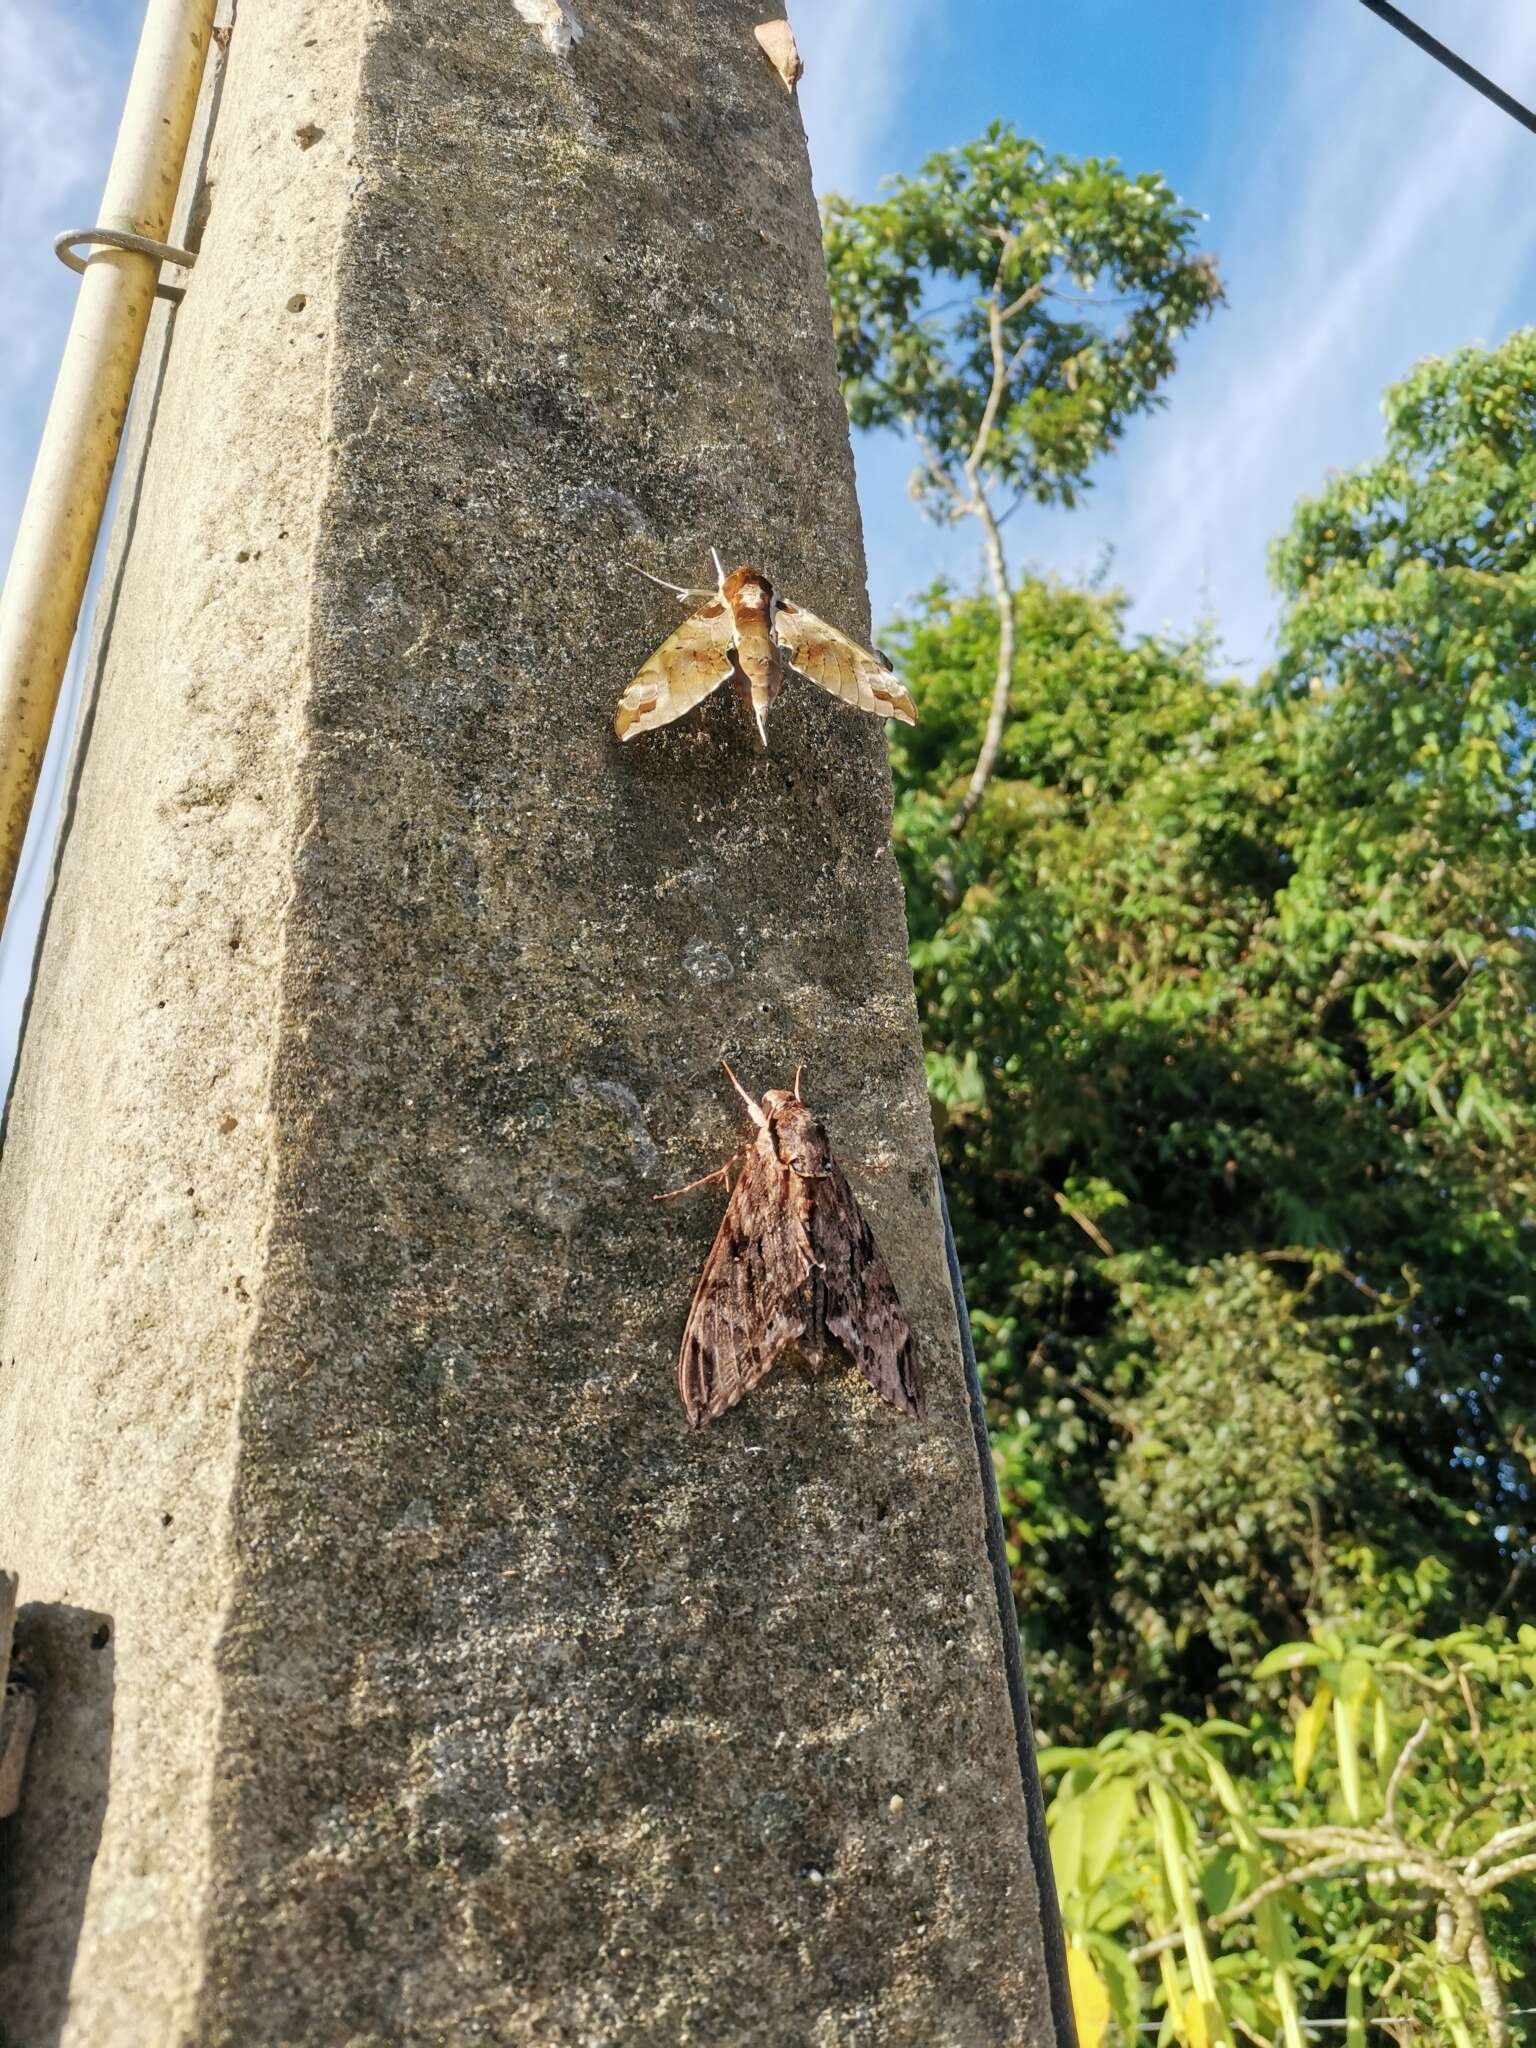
[0,0,121,562]
[794,0,949,199]
[809,6,1536,665]
[1016,3,1536,670]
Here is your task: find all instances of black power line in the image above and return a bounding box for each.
[1356,0,1536,138]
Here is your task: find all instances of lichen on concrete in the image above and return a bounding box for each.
[0,2,1057,2041]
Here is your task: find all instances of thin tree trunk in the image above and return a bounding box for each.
[950,489,1014,834]
[1463,1900,1510,2048]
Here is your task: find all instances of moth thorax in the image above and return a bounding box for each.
[766,1095,831,1177]
[723,565,773,614]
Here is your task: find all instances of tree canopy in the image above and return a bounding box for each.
[824,123,1222,827]
[848,324,1536,2038]
[823,122,1222,516]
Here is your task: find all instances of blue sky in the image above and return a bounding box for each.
[794,2,1536,664]
[3,0,1536,1075]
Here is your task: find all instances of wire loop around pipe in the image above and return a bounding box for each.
[53,228,197,304]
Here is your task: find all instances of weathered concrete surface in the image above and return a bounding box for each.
[0,0,369,2035]
[0,2,1057,2041]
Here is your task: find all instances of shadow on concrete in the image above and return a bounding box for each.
[0,1604,114,2047]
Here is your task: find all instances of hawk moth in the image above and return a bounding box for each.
[659,1064,924,1429]
[615,550,917,746]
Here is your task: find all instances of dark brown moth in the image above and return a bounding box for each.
[659,1064,924,1429]
[615,550,918,746]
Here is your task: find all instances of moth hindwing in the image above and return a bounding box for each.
[660,1065,924,1429]
[614,559,917,747]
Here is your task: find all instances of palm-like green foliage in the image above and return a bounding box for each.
[1044,1610,1536,2045]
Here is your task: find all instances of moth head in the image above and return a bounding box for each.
[722,564,773,615]
[763,1091,832,1178]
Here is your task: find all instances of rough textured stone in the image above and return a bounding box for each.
[0,0,367,2036]
[0,2,1058,2041]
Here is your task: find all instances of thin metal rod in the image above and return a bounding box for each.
[1355,0,1536,137]
[0,0,215,922]
[939,1169,1079,2047]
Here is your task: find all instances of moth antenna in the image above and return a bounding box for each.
[653,1153,741,1202]
[623,562,702,603]
[753,701,771,749]
[711,546,727,586]
[792,1064,804,1100]
[720,1060,768,1129]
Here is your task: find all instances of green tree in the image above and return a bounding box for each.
[876,323,1536,1733]
[824,123,1221,828]
[828,120,1536,2036]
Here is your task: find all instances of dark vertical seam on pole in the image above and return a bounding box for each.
[940,1168,1079,2048]
[1355,0,1536,137]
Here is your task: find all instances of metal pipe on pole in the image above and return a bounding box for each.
[0,0,214,920]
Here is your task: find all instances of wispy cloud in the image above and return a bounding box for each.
[1019,4,1536,670]
[804,6,1536,662]
[795,0,950,199]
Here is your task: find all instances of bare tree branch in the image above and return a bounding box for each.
[948,487,1014,835]
[1385,1717,1433,1831]
[1466,1819,1536,1880]
[944,276,1049,836]
[1471,1851,1536,1896]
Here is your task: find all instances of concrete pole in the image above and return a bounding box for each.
[0,3,1063,2041]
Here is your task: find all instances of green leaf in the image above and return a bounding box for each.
[1080,1779,1138,1891]
[1332,1688,1365,1822]
[1086,1932,1142,2042]
[1252,1642,1331,1680]
[1293,1685,1332,1793]
[1345,1967,1366,2048]
[1067,1944,1112,2048]
[1049,1795,1087,1903]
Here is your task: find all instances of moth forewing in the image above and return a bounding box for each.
[774,601,918,726]
[614,602,736,740]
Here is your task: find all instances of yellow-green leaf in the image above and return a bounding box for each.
[1183,1992,1210,2048]
[1159,1950,1187,2045]
[1149,1782,1232,2046]
[1252,1641,1329,1679]
[1345,1967,1366,2048]
[1271,1963,1305,2048]
[1333,1691,1364,1822]
[1371,1692,1394,1785]
[1049,1797,1086,1902]
[1067,1945,1112,2048]
[1438,1975,1476,2048]
[1293,1684,1331,1792]
[1081,1779,1138,1890]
